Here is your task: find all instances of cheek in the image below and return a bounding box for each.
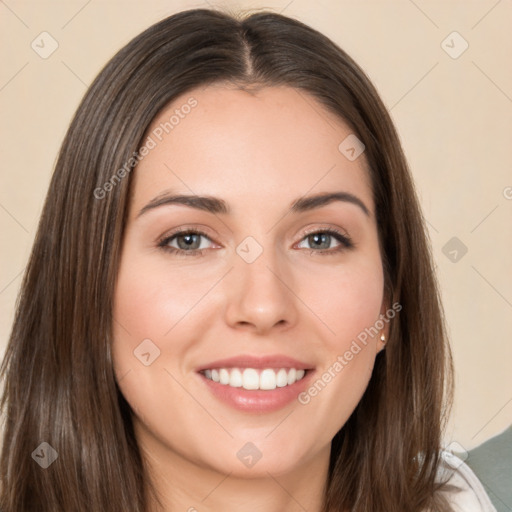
[301,257,384,349]
[111,256,198,430]
[111,248,223,394]
[294,262,383,434]
[111,253,177,380]
[112,253,214,343]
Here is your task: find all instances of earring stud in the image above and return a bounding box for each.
[380,333,386,343]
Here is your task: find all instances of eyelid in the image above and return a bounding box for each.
[299,224,350,239]
[156,225,218,245]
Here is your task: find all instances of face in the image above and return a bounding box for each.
[112,84,387,478]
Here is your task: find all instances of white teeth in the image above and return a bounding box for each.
[219,368,230,385]
[202,367,307,390]
[230,368,243,387]
[242,369,259,390]
[276,368,288,387]
[260,369,276,390]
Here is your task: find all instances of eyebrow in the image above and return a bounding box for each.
[137,191,370,218]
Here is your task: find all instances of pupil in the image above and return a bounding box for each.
[178,234,200,250]
[311,233,329,249]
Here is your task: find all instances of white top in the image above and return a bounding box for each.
[437,450,497,511]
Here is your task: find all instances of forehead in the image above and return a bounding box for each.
[130,84,373,217]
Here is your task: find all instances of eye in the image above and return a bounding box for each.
[157,227,354,257]
[158,229,215,256]
[296,228,353,254]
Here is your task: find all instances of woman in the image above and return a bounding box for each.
[0,7,496,512]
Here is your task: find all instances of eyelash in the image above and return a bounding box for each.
[157,227,354,257]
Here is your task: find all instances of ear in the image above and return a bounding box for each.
[376,301,391,353]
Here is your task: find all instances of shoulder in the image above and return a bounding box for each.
[435,450,497,512]
[466,426,512,510]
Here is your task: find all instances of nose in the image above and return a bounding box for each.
[223,247,299,335]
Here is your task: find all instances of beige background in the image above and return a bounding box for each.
[0,0,511,452]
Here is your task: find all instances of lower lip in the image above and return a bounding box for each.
[198,370,315,413]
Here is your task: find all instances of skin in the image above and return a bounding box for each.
[112,84,388,512]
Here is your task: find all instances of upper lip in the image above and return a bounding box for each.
[196,354,314,372]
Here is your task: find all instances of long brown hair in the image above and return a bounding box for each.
[0,8,454,511]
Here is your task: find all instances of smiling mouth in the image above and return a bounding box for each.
[199,367,308,391]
